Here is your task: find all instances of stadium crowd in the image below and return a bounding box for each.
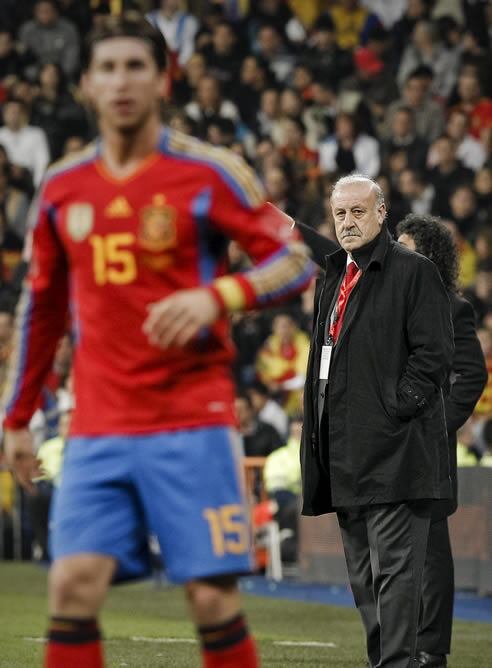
[0,0,491,560]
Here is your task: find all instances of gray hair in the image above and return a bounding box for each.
[331,173,385,209]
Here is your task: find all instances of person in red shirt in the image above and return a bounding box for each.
[2,14,314,668]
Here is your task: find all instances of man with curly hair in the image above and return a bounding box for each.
[397,213,488,668]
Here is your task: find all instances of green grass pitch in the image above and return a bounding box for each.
[0,563,490,667]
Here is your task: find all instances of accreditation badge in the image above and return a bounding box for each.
[319,344,333,380]
[66,203,94,242]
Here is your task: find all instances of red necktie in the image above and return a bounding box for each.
[329,261,361,344]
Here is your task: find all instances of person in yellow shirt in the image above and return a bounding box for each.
[330,0,369,50]
[255,312,310,416]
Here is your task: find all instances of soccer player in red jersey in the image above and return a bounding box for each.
[2,14,314,668]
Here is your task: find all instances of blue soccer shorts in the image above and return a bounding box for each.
[49,426,254,583]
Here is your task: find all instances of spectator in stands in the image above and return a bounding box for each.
[429,134,474,218]
[0,99,50,188]
[264,165,298,219]
[303,81,337,150]
[247,0,305,45]
[397,20,459,100]
[0,162,30,272]
[451,70,492,140]
[474,167,492,227]
[291,63,315,104]
[172,52,207,106]
[146,0,199,69]
[30,62,88,160]
[443,219,478,290]
[255,311,310,417]
[0,29,27,84]
[329,0,372,50]
[184,75,240,139]
[382,106,428,173]
[341,26,399,129]
[279,117,318,190]
[398,167,434,216]
[254,24,295,84]
[384,67,445,142]
[199,20,242,95]
[443,108,487,171]
[392,0,431,61]
[255,87,281,141]
[263,415,303,563]
[234,56,272,132]
[235,392,283,458]
[449,184,480,240]
[319,112,380,178]
[246,380,289,441]
[301,13,353,87]
[18,0,80,79]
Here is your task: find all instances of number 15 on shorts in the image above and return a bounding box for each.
[203,504,249,557]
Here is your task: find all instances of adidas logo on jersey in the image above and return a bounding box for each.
[104,196,133,218]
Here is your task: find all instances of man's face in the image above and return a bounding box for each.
[392,110,413,138]
[3,102,24,130]
[331,181,385,252]
[35,1,57,26]
[83,38,166,133]
[398,233,417,252]
[0,32,12,58]
[404,78,425,106]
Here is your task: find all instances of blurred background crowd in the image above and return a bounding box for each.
[0,0,491,563]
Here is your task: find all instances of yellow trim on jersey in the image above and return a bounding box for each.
[168,130,265,209]
[45,142,98,180]
[213,276,247,311]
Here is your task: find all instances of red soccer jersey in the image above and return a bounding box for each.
[3,128,313,435]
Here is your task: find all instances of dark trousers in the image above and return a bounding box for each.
[417,516,454,656]
[337,502,431,668]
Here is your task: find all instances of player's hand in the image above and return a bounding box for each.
[143,288,221,349]
[3,428,41,494]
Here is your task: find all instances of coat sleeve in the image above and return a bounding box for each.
[445,296,488,433]
[396,257,454,420]
[296,221,339,268]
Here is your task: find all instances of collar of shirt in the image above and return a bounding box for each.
[349,231,382,271]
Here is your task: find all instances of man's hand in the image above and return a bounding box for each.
[3,428,41,494]
[142,288,221,349]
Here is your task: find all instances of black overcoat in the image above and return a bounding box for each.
[299,225,454,515]
[438,293,488,517]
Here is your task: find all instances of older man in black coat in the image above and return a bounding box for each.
[298,174,454,668]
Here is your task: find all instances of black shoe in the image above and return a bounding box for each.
[417,651,447,667]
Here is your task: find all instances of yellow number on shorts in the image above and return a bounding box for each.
[203,505,249,557]
[89,233,137,285]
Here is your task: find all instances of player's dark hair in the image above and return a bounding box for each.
[396,214,459,293]
[82,12,167,72]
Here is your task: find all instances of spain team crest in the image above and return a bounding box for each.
[66,203,94,242]
[139,194,177,252]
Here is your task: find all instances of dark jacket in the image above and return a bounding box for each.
[438,294,487,516]
[298,224,454,515]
